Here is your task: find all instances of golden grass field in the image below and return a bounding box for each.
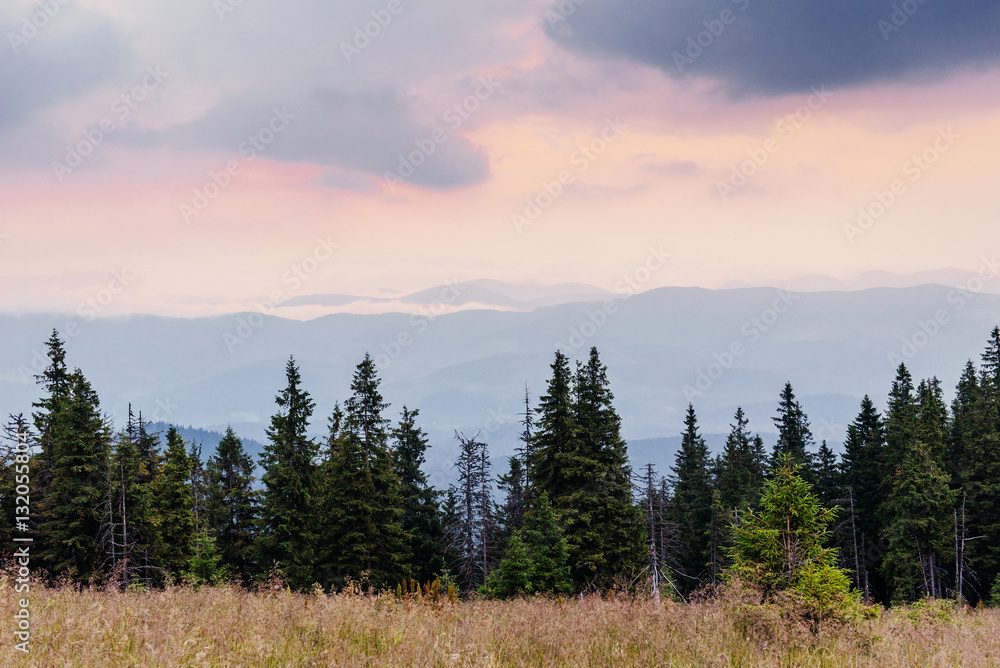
[2,584,999,667]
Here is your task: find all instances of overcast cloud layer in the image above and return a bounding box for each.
[0,0,998,316]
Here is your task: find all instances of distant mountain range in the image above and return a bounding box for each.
[145,422,268,462]
[272,269,1000,318]
[278,279,612,313]
[3,282,1000,482]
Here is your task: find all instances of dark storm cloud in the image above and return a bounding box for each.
[547,0,1000,95]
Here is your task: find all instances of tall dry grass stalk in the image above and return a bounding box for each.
[1,582,998,666]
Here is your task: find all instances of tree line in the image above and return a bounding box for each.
[1,328,998,607]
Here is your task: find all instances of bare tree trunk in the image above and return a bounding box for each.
[646,463,660,603]
[955,507,960,603]
[848,488,861,593]
[929,551,937,599]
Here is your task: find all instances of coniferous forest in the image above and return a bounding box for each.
[4,325,1000,610]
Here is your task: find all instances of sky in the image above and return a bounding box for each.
[1,0,999,317]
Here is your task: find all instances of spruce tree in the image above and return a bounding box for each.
[150,427,195,582]
[813,441,841,506]
[771,382,815,474]
[206,427,258,583]
[528,351,577,499]
[715,407,765,512]
[496,455,527,548]
[975,332,1000,599]
[36,367,112,585]
[520,492,573,595]
[840,396,885,600]
[189,441,209,535]
[257,357,319,589]
[950,335,1000,602]
[391,407,442,583]
[881,439,955,602]
[669,404,713,592]
[915,378,949,465]
[320,354,409,590]
[0,415,33,553]
[32,330,71,483]
[727,456,856,622]
[882,364,917,484]
[562,347,645,590]
[486,492,572,598]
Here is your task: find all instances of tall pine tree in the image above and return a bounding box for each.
[771,382,815,475]
[840,395,885,601]
[391,407,442,583]
[35,359,112,585]
[206,427,257,583]
[669,404,714,593]
[319,355,409,590]
[256,357,319,589]
[715,407,766,512]
[150,427,195,583]
[561,347,645,590]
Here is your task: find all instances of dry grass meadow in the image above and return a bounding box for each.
[2,583,1000,667]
